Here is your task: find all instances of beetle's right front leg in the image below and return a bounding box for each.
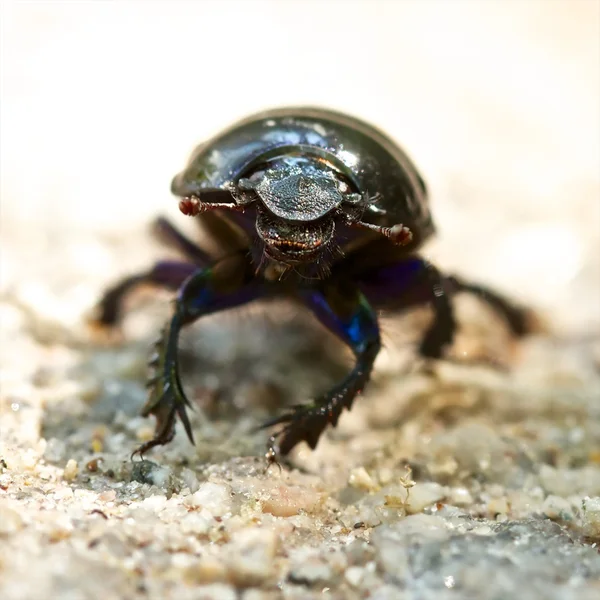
[136,252,262,456]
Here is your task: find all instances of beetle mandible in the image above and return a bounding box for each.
[94,107,532,463]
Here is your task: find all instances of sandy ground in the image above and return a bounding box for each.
[1,1,600,599]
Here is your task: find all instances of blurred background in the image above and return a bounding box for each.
[1,0,599,333]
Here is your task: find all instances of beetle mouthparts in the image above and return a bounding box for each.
[256,209,335,265]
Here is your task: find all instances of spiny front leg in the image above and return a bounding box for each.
[261,284,381,461]
[135,253,262,456]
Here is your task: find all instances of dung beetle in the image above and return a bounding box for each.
[94,107,532,463]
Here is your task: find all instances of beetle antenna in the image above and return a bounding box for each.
[351,221,413,246]
[179,192,241,217]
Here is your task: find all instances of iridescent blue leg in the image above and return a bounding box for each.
[355,255,532,357]
[261,285,381,459]
[356,256,456,358]
[136,253,263,456]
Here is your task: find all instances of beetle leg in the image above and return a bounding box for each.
[260,285,381,460]
[446,275,532,336]
[152,217,213,265]
[93,260,198,327]
[93,216,215,328]
[417,263,457,359]
[351,256,456,359]
[196,211,249,255]
[135,253,262,456]
[353,255,532,356]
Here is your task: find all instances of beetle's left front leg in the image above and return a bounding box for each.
[262,285,381,460]
[136,253,262,456]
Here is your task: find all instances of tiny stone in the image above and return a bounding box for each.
[487,496,509,517]
[348,467,378,492]
[180,467,201,493]
[136,426,154,442]
[130,460,173,488]
[225,528,278,587]
[541,495,573,521]
[46,514,74,542]
[241,591,279,600]
[404,482,446,514]
[345,540,375,565]
[450,487,474,506]
[261,484,323,517]
[582,496,600,537]
[43,438,67,463]
[372,514,449,580]
[289,558,333,586]
[184,482,233,516]
[141,494,167,512]
[186,558,228,584]
[98,490,117,502]
[53,486,74,501]
[471,524,494,536]
[344,566,365,587]
[63,459,79,482]
[0,505,24,535]
[192,583,237,600]
[180,512,213,535]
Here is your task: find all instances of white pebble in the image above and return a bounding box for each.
[0,505,24,535]
[582,496,600,537]
[345,566,365,587]
[225,528,278,587]
[63,459,78,482]
[185,482,233,517]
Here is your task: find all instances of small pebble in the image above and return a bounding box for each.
[193,583,237,600]
[345,566,365,587]
[404,482,446,514]
[185,558,228,585]
[184,482,233,516]
[63,459,79,482]
[0,505,24,535]
[488,496,509,518]
[348,467,378,492]
[289,558,332,585]
[225,528,278,587]
[582,496,600,537]
[261,484,323,517]
[541,495,573,521]
[450,487,474,506]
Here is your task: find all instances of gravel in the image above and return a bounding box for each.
[2,2,599,599]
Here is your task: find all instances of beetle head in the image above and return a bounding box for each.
[236,162,360,265]
[177,159,413,271]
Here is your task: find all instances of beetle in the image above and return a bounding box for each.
[94,107,532,463]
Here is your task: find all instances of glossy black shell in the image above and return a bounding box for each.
[172,107,435,247]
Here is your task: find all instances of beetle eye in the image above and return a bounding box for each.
[344,193,364,205]
[247,170,265,183]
